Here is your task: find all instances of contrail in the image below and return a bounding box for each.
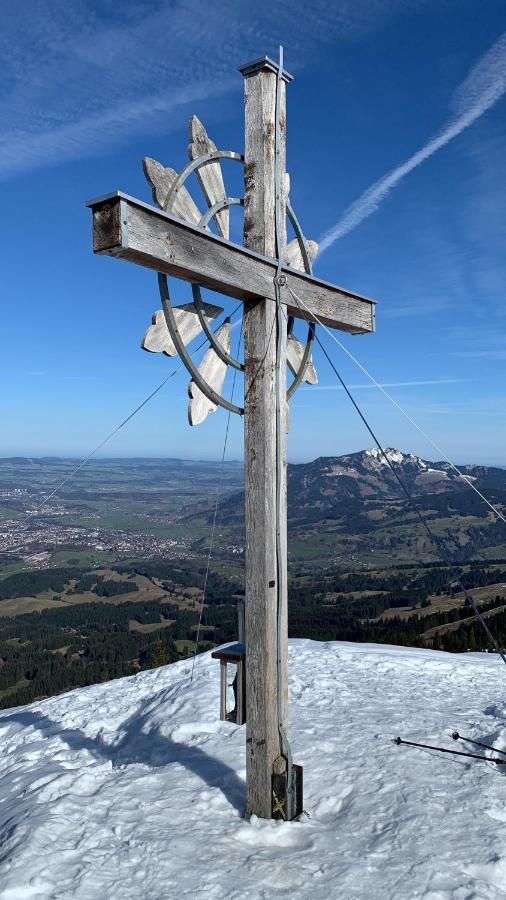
[308,378,466,391]
[318,33,506,254]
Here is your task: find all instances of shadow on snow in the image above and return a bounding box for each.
[1,702,246,813]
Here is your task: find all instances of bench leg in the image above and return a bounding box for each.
[220,660,227,720]
[236,660,245,725]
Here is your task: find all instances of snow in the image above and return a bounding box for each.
[364,447,427,468]
[1,641,506,899]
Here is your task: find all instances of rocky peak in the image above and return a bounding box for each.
[363,447,428,468]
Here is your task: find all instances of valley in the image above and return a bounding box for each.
[0,450,505,710]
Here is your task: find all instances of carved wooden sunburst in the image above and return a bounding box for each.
[140,115,318,426]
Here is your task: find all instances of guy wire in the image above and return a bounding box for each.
[286,283,506,527]
[20,306,242,525]
[273,44,294,817]
[314,328,506,667]
[191,317,244,680]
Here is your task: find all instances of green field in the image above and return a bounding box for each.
[0,678,31,701]
[129,617,174,634]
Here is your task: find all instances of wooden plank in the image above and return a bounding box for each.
[142,157,201,223]
[285,237,318,272]
[141,302,223,355]
[211,642,246,662]
[242,62,288,820]
[87,192,375,334]
[287,333,318,384]
[188,116,229,239]
[188,320,230,425]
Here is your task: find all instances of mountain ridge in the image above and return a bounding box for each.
[211,447,506,521]
[185,448,506,563]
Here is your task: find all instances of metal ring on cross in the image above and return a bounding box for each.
[156,144,316,418]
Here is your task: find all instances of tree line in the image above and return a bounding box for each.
[1,558,505,710]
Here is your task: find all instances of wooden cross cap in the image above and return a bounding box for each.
[238,56,294,82]
[86,191,376,334]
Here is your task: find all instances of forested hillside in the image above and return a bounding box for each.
[1,557,505,709]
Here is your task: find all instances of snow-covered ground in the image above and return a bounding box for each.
[1,640,506,899]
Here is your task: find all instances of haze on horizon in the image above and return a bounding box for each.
[0,447,504,470]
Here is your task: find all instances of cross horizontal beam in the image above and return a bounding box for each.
[86,191,376,333]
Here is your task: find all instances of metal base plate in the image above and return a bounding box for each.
[272,764,303,820]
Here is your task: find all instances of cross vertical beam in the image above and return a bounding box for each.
[240,57,291,818]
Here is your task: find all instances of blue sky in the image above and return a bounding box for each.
[1,0,505,465]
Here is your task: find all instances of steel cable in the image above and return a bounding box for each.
[191,318,244,680]
[313,328,506,667]
[285,284,506,527]
[273,45,295,818]
[19,306,242,525]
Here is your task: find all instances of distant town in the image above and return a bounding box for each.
[0,478,244,566]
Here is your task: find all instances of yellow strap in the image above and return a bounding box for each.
[272,789,286,820]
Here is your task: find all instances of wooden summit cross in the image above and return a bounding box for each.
[87,54,375,820]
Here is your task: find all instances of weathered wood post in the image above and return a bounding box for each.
[239,56,291,819]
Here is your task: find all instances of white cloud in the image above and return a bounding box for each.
[382,301,454,319]
[318,32,506,253]
[0,0,443,179]
[442,323,506,361]
[452,349,506,360]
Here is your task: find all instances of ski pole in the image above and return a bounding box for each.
[451,731,506,760]
[393,736,506,764]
